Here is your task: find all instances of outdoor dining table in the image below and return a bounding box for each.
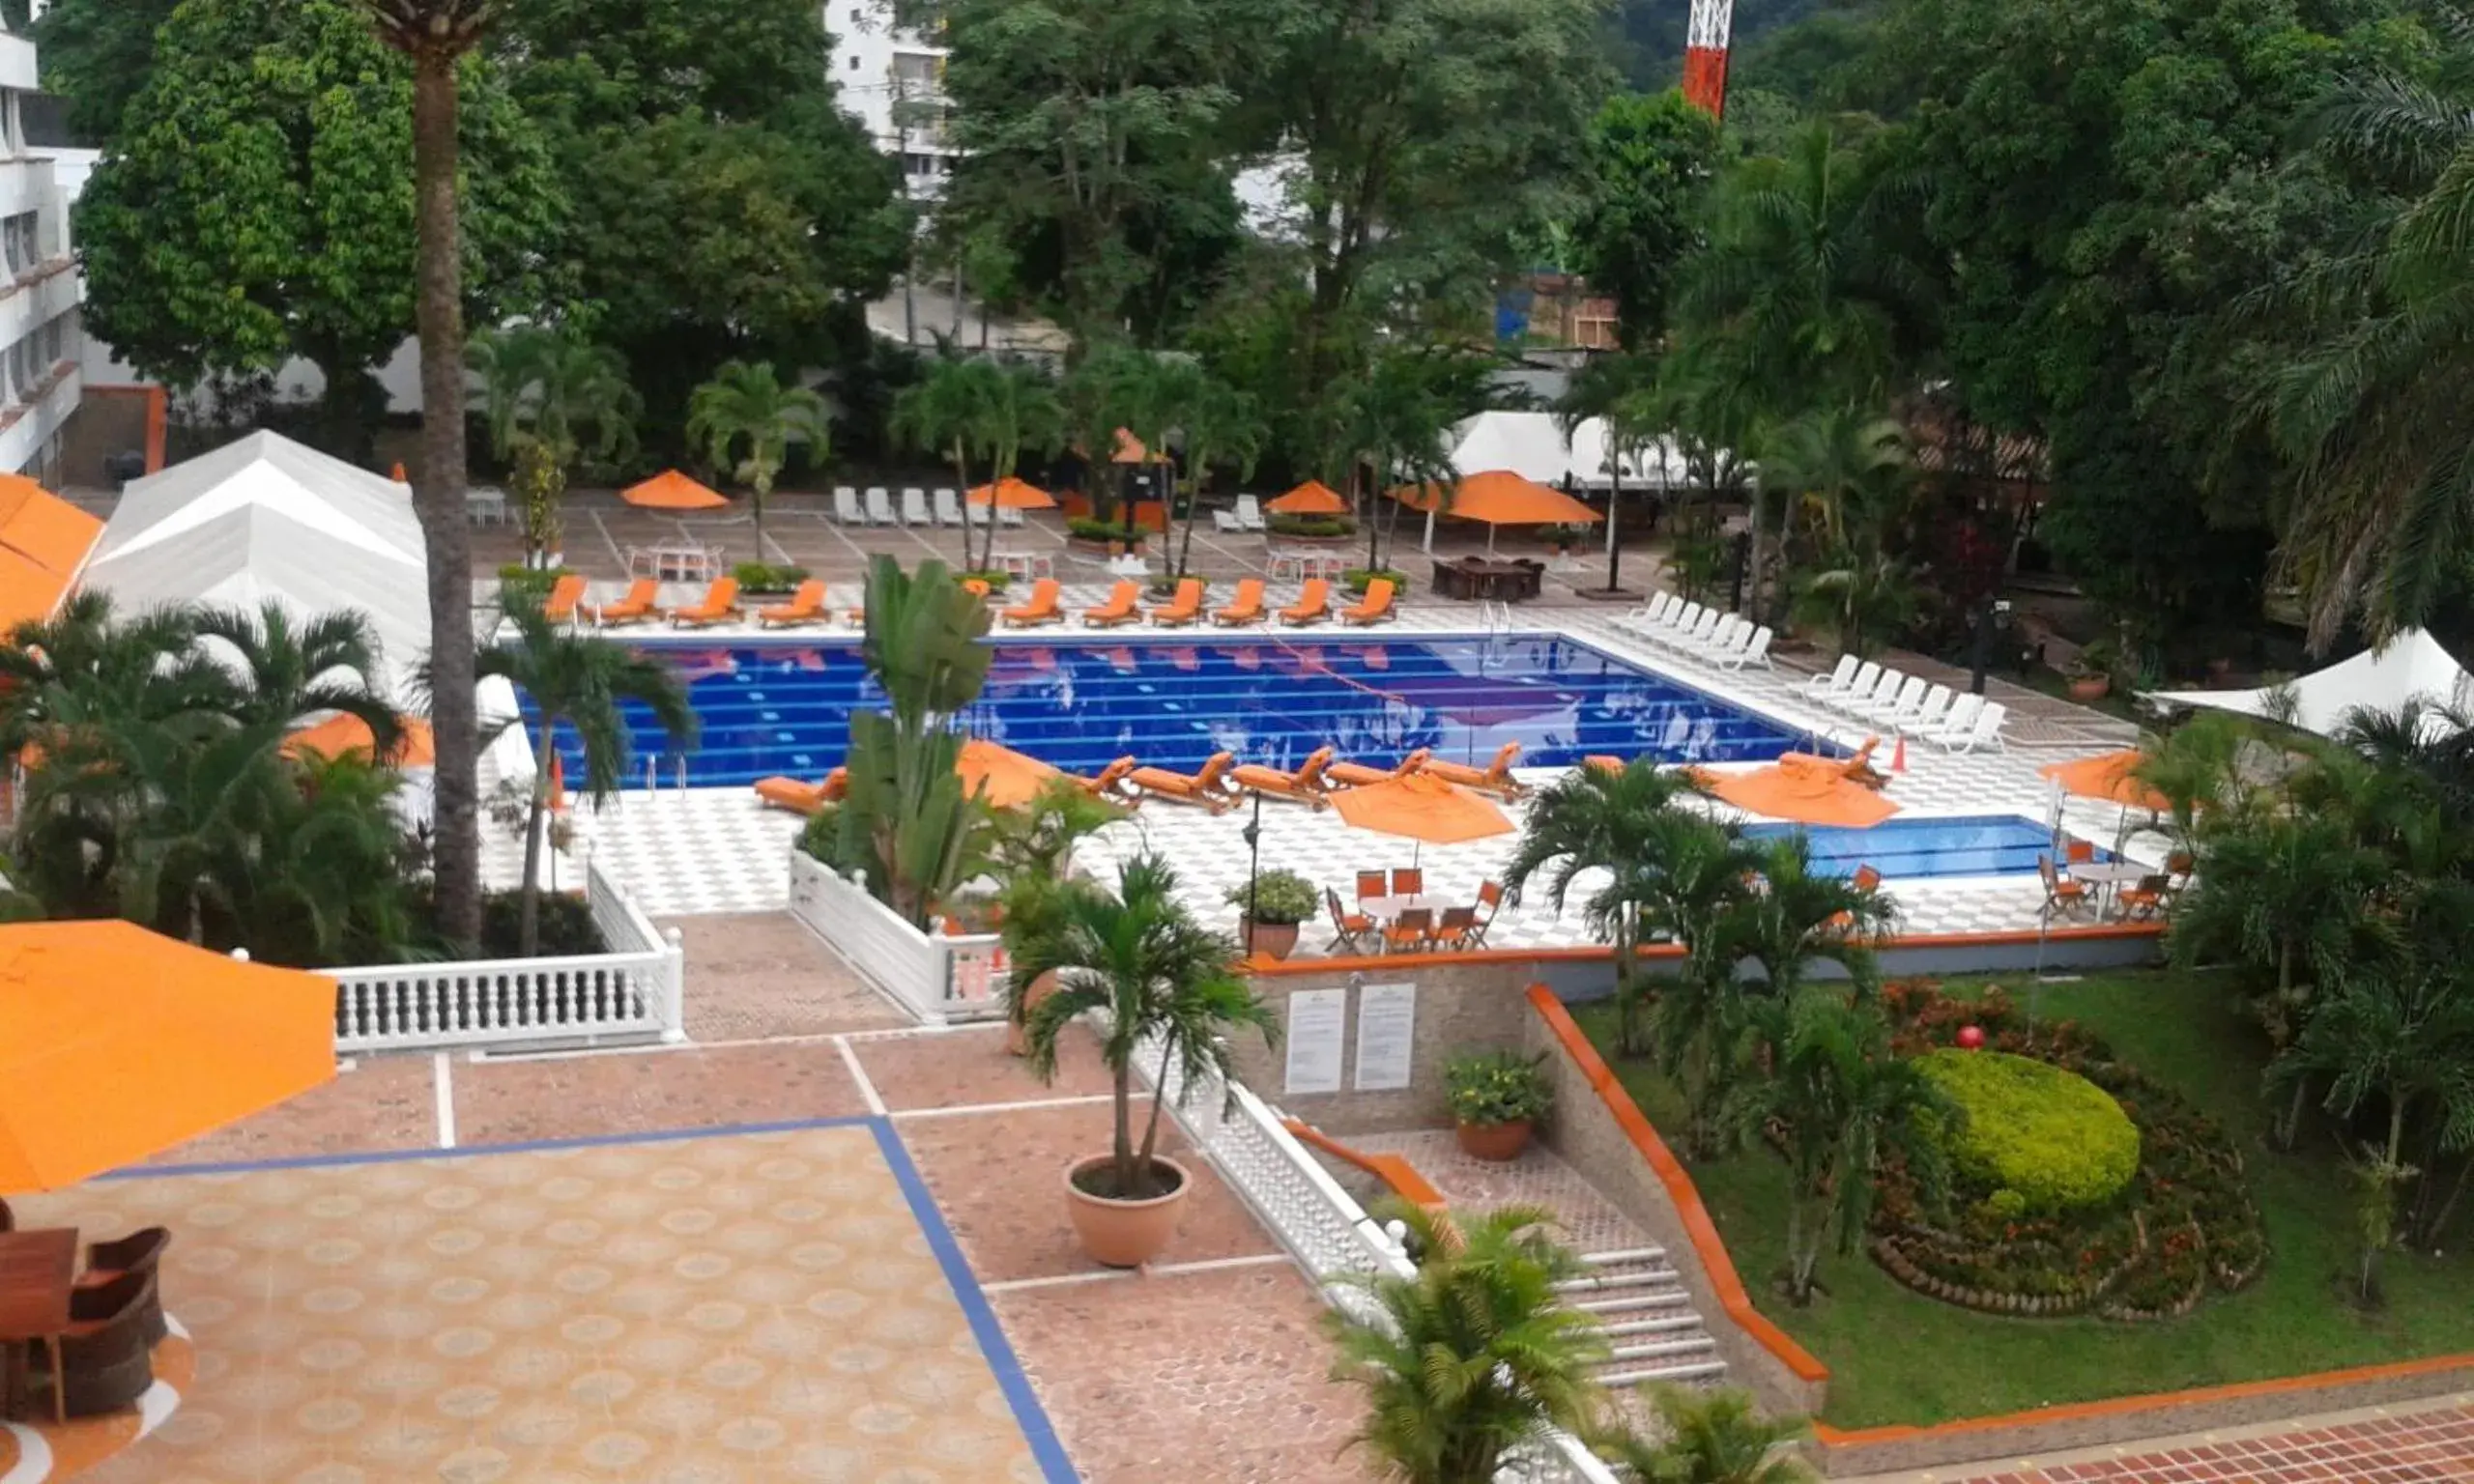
[629,542,723,582]
[1358,893,1449,922]
[2067,860,2151,917]
[992,549,1053,581]
[0,1228,77,1423]
[1268,549,1347,582]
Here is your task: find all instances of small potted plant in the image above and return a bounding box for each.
[2067,639,2117,701]
[1445,1049,1553,1161]
[1224,870,1318,960]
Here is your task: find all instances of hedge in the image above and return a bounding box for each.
[1915,1049,2140,1213]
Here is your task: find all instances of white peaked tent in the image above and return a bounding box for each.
[81,431,432,700]
[1444,410,1688,489]
[2146,630,2474,740]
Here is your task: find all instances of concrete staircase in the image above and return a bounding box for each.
[1556,1246,1728,1389]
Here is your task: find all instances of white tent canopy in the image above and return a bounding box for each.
[2146,629,2474,739]
[1442,410,1689,490]
[82,431,432,701]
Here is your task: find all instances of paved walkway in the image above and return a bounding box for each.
[1881,1396,2474,1483]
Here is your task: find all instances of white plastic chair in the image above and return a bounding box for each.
[1805,654,1859,697]
[1938,699,2009,753]
[1685,614,1747,662]
[1213,508,1244,533]
[997,503,1025,528]
[935,489,966,527]
[1826,663,1890,715]
[865,487,897,526]
[833,486,863,526]
[1930,692,1985,745]
[1889,683,1953,731]
[1235,495,1267,531]
[901,488,933,527]
[1718,625,1773,671]
[1661,609,1723,653]
[1855,674,1925,726]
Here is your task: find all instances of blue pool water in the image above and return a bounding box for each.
[527,635,1818,788]
[1744,814,2102,881]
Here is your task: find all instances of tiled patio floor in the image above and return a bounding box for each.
[661,913,906,1041]
[1346,1128,1655,1255]
[1916,1399,2474,1483]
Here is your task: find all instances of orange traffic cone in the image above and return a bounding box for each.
[547,754,567,813]
[1890,733,1908,774]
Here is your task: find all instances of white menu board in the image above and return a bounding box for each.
[1354,983,1417,1091]
[1284,988,1348,1095]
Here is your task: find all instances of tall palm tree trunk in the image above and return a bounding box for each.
[1604,468,1625,593]
[519,719,557,956]
[410,49,481,952]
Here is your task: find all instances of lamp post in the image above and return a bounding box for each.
[1241,791,1264,952]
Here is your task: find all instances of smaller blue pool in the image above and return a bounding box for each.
[1742,814,2099,881]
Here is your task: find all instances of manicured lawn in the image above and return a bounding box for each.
[1573,969,2474,1430]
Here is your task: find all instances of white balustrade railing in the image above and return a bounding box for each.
[785,848,1008,1025]
[330,858,684,1054]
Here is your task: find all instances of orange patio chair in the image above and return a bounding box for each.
[666,577,742,628]
[1426,904,1479,950]
[1082,580,1142,628]
[2065,839,2096,866]
[1278,578,1331,627]
[754,768,848,815]
[758,580,829,629]
[1381,906,1432,954]
[1229,747,1337,809]
[2115,872,2176,920]
[1213,578,1266,628]
[1151,578,1204,628]
[1355,870,1388,903]
[1390,866,1424,898]
[1422,741,1526,800]
[1001,578,1063,628]
[1465,880,1505,948]
[1326,888,1375,955]
[587,578,661,627]
[1074,756,1140,803]
[1128,752,1237,812]
[541,574,590,625]
[2039,853,2092,921]
[1339,578,1397,627]
[1327,747,1429,789]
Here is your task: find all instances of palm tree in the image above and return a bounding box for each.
[1598,1384,1815,1484]
[472,594,698,956]
[360,0,496,954]
[1334,351,1460,575]
[1626,812,1762,1155]
[1327,1204,1609,1484]
[468,327,638,566]
[1716,836,1900,1001]
[1558,352,1660,594]
[686,359,831,549]
[1791,549,1920,661]
[893,357,1002,571]
[1014,854,1278,1200]
[1758,403,1910,556]
[0,591,218,758]
[1168,374,1265,581]
[189,602,402,752]
[243,751,427,967]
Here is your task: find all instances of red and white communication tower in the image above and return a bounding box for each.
[1682,0,1735,118]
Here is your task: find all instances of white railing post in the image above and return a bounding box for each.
[659,926,687,1042]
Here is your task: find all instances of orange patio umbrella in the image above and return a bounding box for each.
[1703,766,1899,829]
[1392,470,1602,554]
[284,713,437,767]
[0,921,339,1190]
[956,737,1062,810]
[1266,480,1348,516]
[967,476,1057,510]
[1111,428,1156,465]
[622,469,730,511]
[2039,750,2170,813]
[1332,771,1514,849]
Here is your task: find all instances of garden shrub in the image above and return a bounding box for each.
[1067,516,1144,544]
[1268,513,1356,538]
[1914,1049,2140,1213]
[731,561,811,593]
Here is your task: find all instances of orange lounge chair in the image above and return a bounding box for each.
[758,580,829,629]
[1082,580,1141,628]
[1778,735,1883,788]
[1278,579,1331,627]
[667,577,743,628]
[1151,578,1204,627]
[587,578,661,627]
[541,574,590,625]
[1423,741,1525,800]
[1213,578,1266,627]
[1128,751,1236,812]
[753,768,848,815]
[1327,747,1429,789]
[1002,578,1063,628]
[1228,747,1336,808]
[1339,578,1396,626]
[1075,756,1139,802]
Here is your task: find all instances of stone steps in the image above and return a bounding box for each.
[1557,1246,1727,1391]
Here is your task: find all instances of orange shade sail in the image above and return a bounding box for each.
[622,470,730,511]
[1392,471,1603,527]
[284,713,436,767]
[1267,480,1348,516]
[1331,771,1513,845]
[0,477,102,637]
[955,737,1062,810]
[967,476,1057,510]
[2039,750,2170,812]
[1704,764,1900,828]
[0,921,339,1190]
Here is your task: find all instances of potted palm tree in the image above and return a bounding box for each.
[1445,1049,1554,1160]
[1224,870,1317,960]
[1016,854,1279,1267]
[992,780,1127,1055]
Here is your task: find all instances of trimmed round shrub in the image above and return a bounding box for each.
[1914,1049,2139,1213]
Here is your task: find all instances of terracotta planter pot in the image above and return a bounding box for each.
[1063,1154,1191,1268]
[1005,969,1058,1057]
[1239,919,1300,960]
[2068,675,2111,701]
[1455,1120,1533,1161]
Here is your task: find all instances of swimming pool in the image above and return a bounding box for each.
[1743,813,2099,880]
[528,635,1819,788]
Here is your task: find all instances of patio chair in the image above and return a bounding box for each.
[1382,907,1432,954]
[1151,578,1205,627]
[1081,580,1142,628]
[902,487,934,527]
[935,488,966,527]
[1339,578,1397,626]
[666,577,742,628]
[1278,578,1332,627]
[1128,752,1237,812]
[1718,625,1774,671]
[1855,674,1926,727]
[37,1270,156,1420]
[865,486,898,526]
[1466,880,1505,948]
[1390,866,1424,897]
[1890,683,1954,733]
[2167,851,2196,884]
[1328,747,1429,788]
[2064,839,2096,865]
[1427,904,1479,951]
[1212,579,1267,627]
[1356,870,1389,903]
[1230,747,1336,808]
[754,769,848,815]
[1832,666,1904,718]
[833,486,863,525]
[1683,614,1745,661]
[1073,756,1140,803]
[758,580,830,629]
[587,578,662,627]
[1653,601,1703,643]
[1422,741,1525,800]
[1935,699,2008,754]
[1805,654,1861,700]
[1693,618,1759,665]
[1001,578,1064,628]
[2038,853,2092,921]
[1933,692,1985,743]
[1658,608,1724,653]
[2115,872,2176,920]
[78,1229,169,1346]
[1235,494,1268,531]
[1326,888,1375,955]
[1213,507,1245,533]
[1625,592,1675,631]
[540,574,590,626]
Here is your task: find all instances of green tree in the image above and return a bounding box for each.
[30,0,182,144]
[1557,352,1662,594]
[188,602,402,749]
[473,593,697,956]
[468,327,638,563]
[686,360,830,548]
[1575,91,1722,352]
[1716,836,1899,1001]
[893,358,1066,573]
[1630,812,1763,1156]
[1166,374,1266,581]
[1327,1204,1609,1483]
[1330,347,1466,574]
[0,593,223,759]
[1599,1384,1815,1484]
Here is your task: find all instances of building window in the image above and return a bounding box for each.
[847,54,860,70]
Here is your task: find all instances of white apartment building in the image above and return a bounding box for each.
[827,1,959,201]
[0,18,84,484]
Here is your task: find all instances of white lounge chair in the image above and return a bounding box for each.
[833,486,863,526]
[1805,654,1860,699]
[997,502,1025,528]
[1658,601,1705,642]
[1684,614,1747,663]
[1888,682,1954,732]
[1717,625,1774,671]
[865,486,897,526]
[1213,508,1244,533]
[1854,674,1926,726]
[1632,591,1676,627]
[902,488,933,527]
[1659,609,1724,654]
[935,488,966,527]
[1831,666,1903,718]
[1235,495,1267,531]
[1935,699,2008,753]
[1931,692,1985,744]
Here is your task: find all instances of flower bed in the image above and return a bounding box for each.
[1871,982,2267,1322]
